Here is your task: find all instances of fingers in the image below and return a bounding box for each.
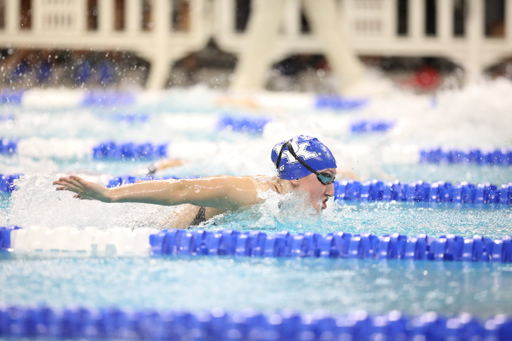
[58,183,82,193]
[69,175,89,187]
[54,175,96,201]
[53,176,86,194]
[60,177,84,189]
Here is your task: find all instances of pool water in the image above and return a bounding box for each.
[1,82,512,321]
[1,255,511,319]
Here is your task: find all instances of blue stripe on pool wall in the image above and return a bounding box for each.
[420,148,512,166]
[0,305,509,340]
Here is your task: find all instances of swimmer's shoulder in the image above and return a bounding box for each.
[174,174,279,195]
[247,175,281,193]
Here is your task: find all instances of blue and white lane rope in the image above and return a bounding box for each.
[104,176,512,205]
[149,230,512,263]
[2,226,512,263]
[0,138,169,160]
[0,305,510,341]
[420,147,512,166]
[0,174,21,193]
[0,89,366,111]
[335,180,512,205]
[3,174,512,206]
[4,136,511,167]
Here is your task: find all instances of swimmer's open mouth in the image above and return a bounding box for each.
[322,198,328,210]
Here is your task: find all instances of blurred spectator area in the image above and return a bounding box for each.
[0,48,150,90]
[0,0,510,92]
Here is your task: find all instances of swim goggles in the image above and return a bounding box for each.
[276,140,336,185]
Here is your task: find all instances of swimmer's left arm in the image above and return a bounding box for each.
[54,175,265,210]
[108,176,264,210]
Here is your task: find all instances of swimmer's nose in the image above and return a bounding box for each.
[325,183,335,197]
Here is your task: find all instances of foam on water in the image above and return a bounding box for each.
[5,171,510,238]
[5,174,174,230]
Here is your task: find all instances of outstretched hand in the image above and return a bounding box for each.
[53,175,111,202]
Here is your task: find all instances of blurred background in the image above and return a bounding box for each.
[0,0,510,94]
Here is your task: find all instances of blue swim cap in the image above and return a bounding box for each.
[271,135,337,180]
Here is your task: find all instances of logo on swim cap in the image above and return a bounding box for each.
[271,135,337,180]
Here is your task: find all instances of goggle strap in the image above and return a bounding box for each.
[276,140,332,183]
[284,141,319,176]
[275,141,288,170]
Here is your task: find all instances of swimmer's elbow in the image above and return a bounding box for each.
[166,181,190,205]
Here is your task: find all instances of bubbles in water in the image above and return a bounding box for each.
[7,174,175,230]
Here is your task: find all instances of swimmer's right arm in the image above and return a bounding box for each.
[53,175,264,210]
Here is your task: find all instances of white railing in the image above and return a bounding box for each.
[0,0,511,89]
[214,0,512,82]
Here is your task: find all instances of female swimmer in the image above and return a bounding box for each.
[53,135,337,229]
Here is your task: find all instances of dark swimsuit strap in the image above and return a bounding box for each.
[190,206,207,227]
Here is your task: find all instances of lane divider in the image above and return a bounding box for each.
[106,175,198,188]
[350,119,395,133]
[0,305,509,340]
[0,138,17,155]
[0,89,368,112]
[0,139,168,160]
[420,148,512,166]
[150,229,512,262]
[2,226,511,263]
[0,174,21,193]
[4,135,511,167]
[1,226,157,255]
[92,141,168,160]
[216,115,271,135]
[335,180,512,205]
[2,173,511,207]
[105,177,512,205]
[315,95,368,110]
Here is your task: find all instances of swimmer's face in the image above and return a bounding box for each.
[292,168,336,213]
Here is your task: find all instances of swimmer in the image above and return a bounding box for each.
[53,135,337,229]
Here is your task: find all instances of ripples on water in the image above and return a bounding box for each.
[0,255,511,318]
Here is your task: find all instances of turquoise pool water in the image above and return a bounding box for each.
[1,84,512,321]
[1,255,511,319]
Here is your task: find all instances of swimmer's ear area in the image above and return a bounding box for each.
[288,179,301,187]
